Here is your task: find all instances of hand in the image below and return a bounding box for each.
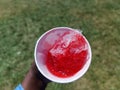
[22,61,51,90]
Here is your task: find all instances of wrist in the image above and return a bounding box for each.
[22,70,42,90]
[21,62,50,90]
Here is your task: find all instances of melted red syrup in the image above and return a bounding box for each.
[46,31,88,78]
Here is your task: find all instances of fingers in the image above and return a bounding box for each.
[30,61,51,84]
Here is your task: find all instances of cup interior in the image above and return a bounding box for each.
[34,27,92,83]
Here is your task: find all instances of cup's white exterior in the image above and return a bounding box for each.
[34,27,92,83]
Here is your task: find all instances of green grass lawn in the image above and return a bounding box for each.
[0,0,120,90]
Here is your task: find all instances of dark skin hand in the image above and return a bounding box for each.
[22,62,51,90]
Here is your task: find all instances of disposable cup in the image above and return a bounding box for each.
[34,27,92,83]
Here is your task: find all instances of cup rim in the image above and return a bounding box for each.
[34,27,92,83]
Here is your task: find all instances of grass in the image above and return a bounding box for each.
[0,0,120,90]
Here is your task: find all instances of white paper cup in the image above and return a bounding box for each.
[34,27,92,83]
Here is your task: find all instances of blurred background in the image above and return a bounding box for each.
[0,0,120,90]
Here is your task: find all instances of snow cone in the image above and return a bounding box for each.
[34,27,92,83]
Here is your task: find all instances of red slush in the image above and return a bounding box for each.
[46,30,88,78]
